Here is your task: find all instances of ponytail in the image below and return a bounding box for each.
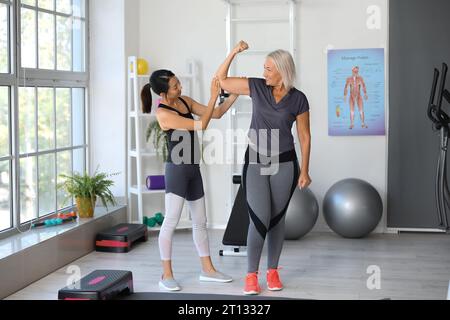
[141,83,152,113]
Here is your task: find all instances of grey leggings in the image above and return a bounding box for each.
[242,159,300,273]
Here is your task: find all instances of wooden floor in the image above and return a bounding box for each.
[5,229,450,300]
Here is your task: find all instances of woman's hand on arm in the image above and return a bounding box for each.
[197,77,221,129]
[157,78,220,131]
[182,92,239,119]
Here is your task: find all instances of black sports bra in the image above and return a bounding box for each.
[158,97,199,164]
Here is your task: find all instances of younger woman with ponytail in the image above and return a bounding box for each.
[141,70,238,291]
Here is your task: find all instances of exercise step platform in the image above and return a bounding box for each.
[95,223,148,253]
[58,270,133,300]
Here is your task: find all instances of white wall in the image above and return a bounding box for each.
[135,0,388,232]
[298,0,388,232]
[138,0,229,227]
[90,0,140,200]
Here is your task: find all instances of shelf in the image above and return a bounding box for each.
[129,111,156,118]
[233,111,253,115]
[227,0,295,6]
[129,149,158,157]
[134,74,195,79]
[148,220,192,231]
[232,96,251,101]
[240,49,273,55]
[231,108,252,116]
[130,186,165,195]
[231,17,289,23]
[179,74,195,79]
[129,73,151,80]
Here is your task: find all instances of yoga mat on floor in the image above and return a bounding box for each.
[116,292,298,300]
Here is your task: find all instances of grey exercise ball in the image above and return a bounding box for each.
[285,187,319,240]
[323,178,382,238]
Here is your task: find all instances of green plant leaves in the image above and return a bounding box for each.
[57,169,118,209]
[146,120,168,162]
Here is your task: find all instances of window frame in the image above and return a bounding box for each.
[0,0,90,239]
[0,87,13,232]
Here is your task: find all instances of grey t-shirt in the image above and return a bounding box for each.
[248,77,309,156]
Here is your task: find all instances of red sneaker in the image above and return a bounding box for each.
[243,272,261,295]
[267,268,283,291]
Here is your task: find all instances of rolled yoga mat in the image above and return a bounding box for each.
[146,175,165,190]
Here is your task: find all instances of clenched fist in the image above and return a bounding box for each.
[233,40,249,54]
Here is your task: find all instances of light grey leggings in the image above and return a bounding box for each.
[242,160,300,273]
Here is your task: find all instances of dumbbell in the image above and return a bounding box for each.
[143,213,164,228]
[154,213,164,225]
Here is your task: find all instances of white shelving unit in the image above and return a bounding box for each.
[221,0,297,256]
[127,56,198,230]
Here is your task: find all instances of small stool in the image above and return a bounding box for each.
[58,270,133,300]
[95,223,148,253]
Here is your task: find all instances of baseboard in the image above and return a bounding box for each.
[207,223,227,230]
[387,227,446,234]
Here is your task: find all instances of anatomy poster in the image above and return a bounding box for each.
[328,48,385,136]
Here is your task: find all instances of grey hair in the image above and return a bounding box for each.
[267,49,296,91]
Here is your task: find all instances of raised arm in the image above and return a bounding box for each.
[157,78,221,131]
[215,40,251,96]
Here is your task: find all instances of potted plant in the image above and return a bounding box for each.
[57,170,118,218]
[146,120,168,162]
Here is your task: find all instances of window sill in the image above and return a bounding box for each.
[0,205,128,299]
[0,206,127,261]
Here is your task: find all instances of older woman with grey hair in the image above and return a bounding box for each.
[215,41,312,295]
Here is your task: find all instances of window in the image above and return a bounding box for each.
[20,0,86,71]
[18,86,86,222]
[0,1,10,73]
[0,0,88,235]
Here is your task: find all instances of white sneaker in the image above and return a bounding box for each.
[158,277,181,291]
[199,270,233,283]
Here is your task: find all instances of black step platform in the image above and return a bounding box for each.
[58,270,133,300]
[95,223,148,253]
